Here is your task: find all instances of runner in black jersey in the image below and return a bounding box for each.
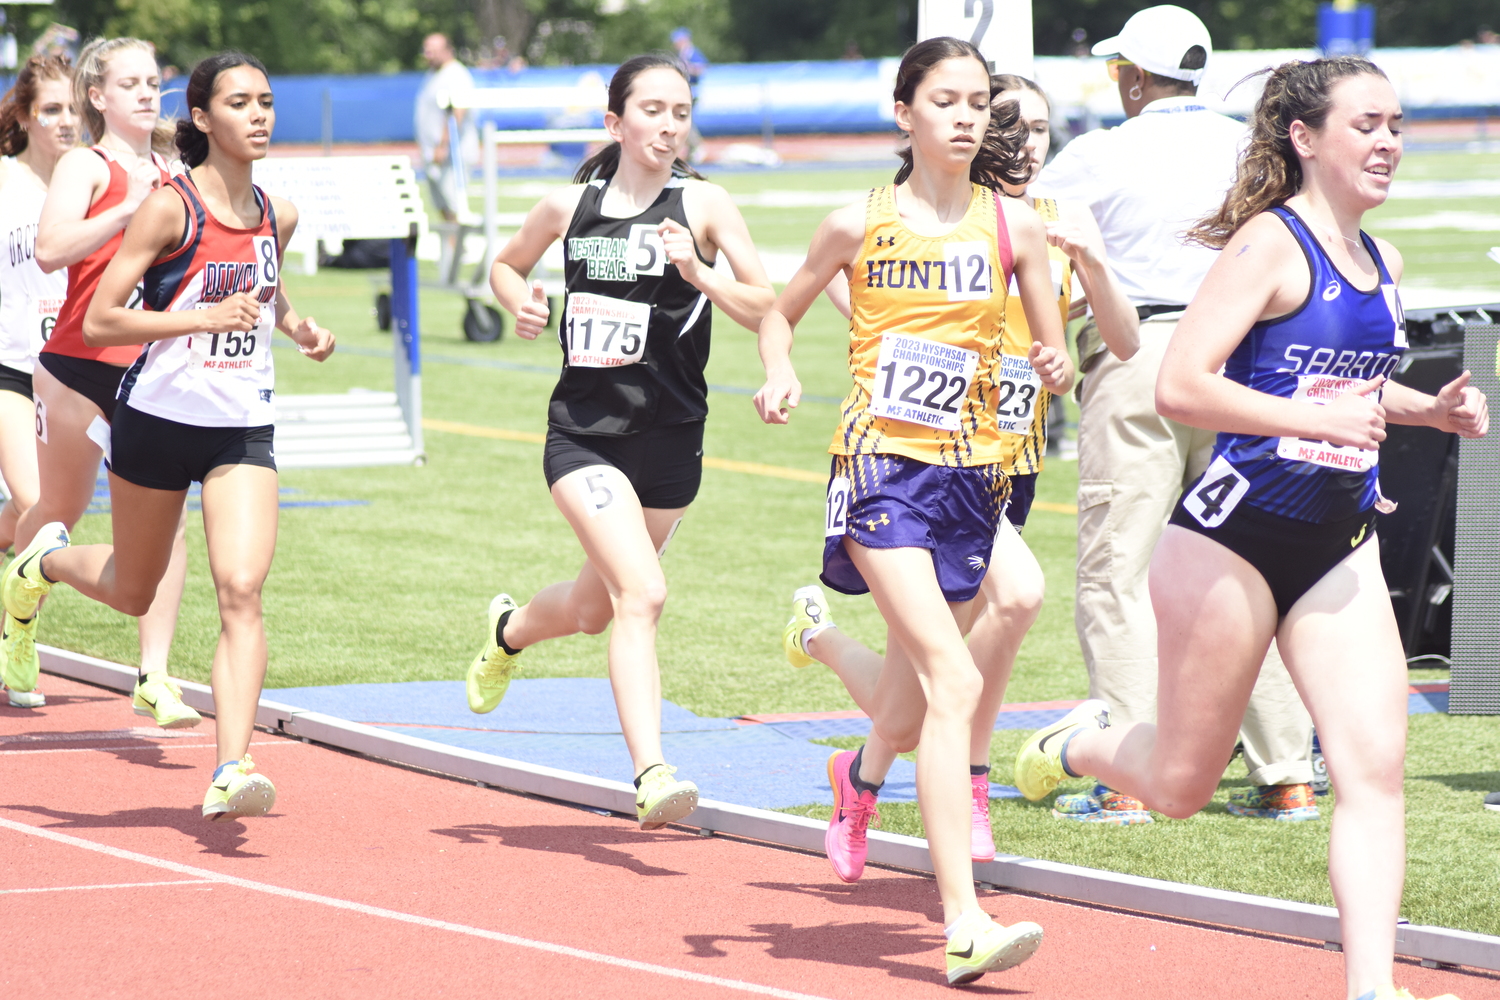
[469,54,774,832]
[1012,59,1486,1000]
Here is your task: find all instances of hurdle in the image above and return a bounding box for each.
[254,155,429,467]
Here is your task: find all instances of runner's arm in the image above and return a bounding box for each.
[1005,199,1074,394]
[669,183,775,333]
[269,198,334,361]
[824,269,851,320]
[35,149,128,272]
[753,203,863,425]
[83,188,259,346]
[1050,201,1138,361]
[1158,213,1387,448]
[489,187,579,338]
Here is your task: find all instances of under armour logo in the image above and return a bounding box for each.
[864,513,890,530]
[873,236,897,247]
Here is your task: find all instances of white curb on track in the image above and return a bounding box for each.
[38,645,1500,975]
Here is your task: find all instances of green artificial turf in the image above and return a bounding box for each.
[33,156,1500,936]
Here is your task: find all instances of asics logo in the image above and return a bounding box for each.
[1322,281,1342,301]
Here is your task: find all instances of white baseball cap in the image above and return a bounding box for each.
[1091,5,1213,86]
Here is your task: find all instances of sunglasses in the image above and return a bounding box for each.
[1106,58,1134,82]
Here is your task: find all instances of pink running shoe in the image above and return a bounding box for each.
[971,772,996,862]
[825,750,879,883]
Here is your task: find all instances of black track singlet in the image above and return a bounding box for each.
[550,177,713,436]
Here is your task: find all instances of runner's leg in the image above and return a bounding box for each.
[17,366,102,547]
[0,389,40,551]
[966,522,1044,764]
[848,541,982,926]
[1277,540,1407,1000]
[137,509,188,675]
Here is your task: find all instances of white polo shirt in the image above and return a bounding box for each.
[1032,97,1246,309]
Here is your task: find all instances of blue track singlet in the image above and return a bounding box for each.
[1187,206,1406,526]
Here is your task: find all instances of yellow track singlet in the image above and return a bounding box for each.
[832,183,1011,468]
[996,197,1072,476]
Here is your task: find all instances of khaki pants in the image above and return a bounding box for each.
[1074,320,1313,787]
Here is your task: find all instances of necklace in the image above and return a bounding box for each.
[1306,217,1362,250]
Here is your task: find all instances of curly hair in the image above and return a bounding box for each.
[1187,57,1387,248]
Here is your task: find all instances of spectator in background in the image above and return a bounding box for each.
[414,32,478,223]
[1031,4,1319,826]
[671,27,707,163]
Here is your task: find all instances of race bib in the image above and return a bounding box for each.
[253,235,280,289]
[944,240,991,302]
[993,354,1043,436]
[29,295,63,349]
[825,476,850,538]
[869,333,978,432]
[564,292,649,368]
[1183,455,1250,529]
[1276,375,1378,473]
[187,302,271,372]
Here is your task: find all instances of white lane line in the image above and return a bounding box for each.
[1,880,214,894]
[0,740,303,757]
[0,815,836,1000]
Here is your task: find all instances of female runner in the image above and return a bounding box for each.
[788,72,1138,872]
[0,55,77,707]
[3,52,334,820]
[471,54,774,831]
[1013,58,1485,1000]
[4,37,195,725]
[755,39,1072,985]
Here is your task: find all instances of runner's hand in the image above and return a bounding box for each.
[1028,342,1069,392]
[515,281,548,340]
[1320,376,1386,449]
[291,317,335,362]
[1044,219,1103,269]
[1431,371,1489,438]
[754,366,801,425]
[203,293,261,333]
[658,219,701,282]
[121,161,161,214]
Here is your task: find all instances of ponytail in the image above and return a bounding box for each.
[175,51,269,168]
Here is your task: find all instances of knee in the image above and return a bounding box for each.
[574,600,613,636]
[1150,765,1219,819]
[995,578,1045,622]
[116,585,159,618]
[612,577,667,624]
[873,719,922,754]
[924,661,985,716]
[215,574,264,618]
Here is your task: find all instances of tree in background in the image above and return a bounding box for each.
[18,0,1500,74]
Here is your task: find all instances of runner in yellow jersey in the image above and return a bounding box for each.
[795,75,1139,863]
[754,39,1072,987]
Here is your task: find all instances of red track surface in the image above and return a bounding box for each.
[3,675,1491,1000]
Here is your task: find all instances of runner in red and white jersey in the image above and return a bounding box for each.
[3,51,333,822]
[4,37,195,721]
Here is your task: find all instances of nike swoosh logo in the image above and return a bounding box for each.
[14,551,39,581]
[138,693,157,707]
[950,944,974,959]
[1036,727,1069,755]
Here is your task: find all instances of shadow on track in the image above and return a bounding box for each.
[1,803,268,858]
[428,821,691,877]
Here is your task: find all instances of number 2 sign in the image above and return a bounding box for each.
[917,0,1034,76]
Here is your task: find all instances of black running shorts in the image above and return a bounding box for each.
[0,363,33,401]
[1168,482,1378,618]
[542,421,704,509]
[37,352,126,421]
[110,404,276,491]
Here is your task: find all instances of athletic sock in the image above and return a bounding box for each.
[634,763,663,790]
[495,608,522,656]
[1059,728,1084,779]
[799,622,833,654]
[944,909,987,940]
[970,764,991,777]
[849,744,883,797]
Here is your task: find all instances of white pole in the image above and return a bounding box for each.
[918,0,1034,77]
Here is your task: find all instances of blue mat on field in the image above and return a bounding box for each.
[266,677,1023,809]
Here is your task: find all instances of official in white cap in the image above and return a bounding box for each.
[1032,5,1318,825]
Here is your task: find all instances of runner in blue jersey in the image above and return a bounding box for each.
[1010,58,1486,1000]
